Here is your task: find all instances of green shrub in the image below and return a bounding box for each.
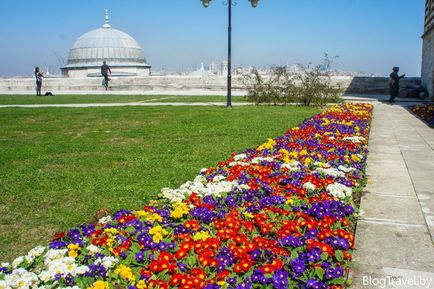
[245,56,343,106]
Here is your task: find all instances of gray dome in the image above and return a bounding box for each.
[63,15,149,69]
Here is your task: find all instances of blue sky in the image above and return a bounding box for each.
[0,0,425,77]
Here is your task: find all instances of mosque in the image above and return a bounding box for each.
[61,10,151,78]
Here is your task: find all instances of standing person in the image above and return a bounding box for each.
[389,67,405,103]
[34,67,44,96]
[101,61,111,90]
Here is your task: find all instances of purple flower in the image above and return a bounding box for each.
[307,248,322,263]
[67,228,82,241]
[227,277,237,285]
[281,235,302,247]
[49,241,68,249]
[203,285,221,289]
[135,251,145,263]
[290,258,306,274]
[251,270,266,284]
[272,269,289,289]
[177,262,188,272]
[249,250,261,261]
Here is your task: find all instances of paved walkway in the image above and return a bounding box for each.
[351,102,434,289]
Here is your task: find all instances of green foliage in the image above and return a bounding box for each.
[244,55,343,106]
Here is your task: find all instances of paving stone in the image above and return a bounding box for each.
[354,222,434,272]
[359,193,426,225]
[350,264,434,289]
[351,103,434,289]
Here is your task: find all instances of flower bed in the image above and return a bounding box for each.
[0,103,373,289]
[410,105,434,127]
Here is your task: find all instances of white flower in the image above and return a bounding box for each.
[315,167,345,178]
[235,184,250,191]
[86,245,100,255]
[0,280,11,289]
[251,157,274,164]
[313,161,331,168]
[212,175,226,182]
[281,161,301,172]
[193,175,207,184]
[25,246,46,264]
[342,136,365,143]
[338,165,356,173]
[95,256,118,269]
[74,265,89,275]
[3,268,39,289]
[161,176,239,202]
[1,262,10,268]
[303,182,316,191]
[233,153,247,161]
[44,249,68,265]
[326,183,352,200]
[11,256,24,269]
[98,215,112,225]
[228,161,249,167]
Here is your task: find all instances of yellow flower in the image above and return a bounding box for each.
[135,210,150,218]
[87,281,109,289]
[193,231,210,241]
[285,198,294,205]
[304,157,313,165]
[257,138,276,151]
[115,264,136,281]
[170,202,190,219]
[67,243,80,258]
[351,155,361,162]
[299,149,308,156]
[149,225,168,243]
[136,280,147,289]
[106,238,115,246]
[104,228,118,235]
[67,243,80,251]
[146,213,163,223]
[243,212,254,219]
[289,151,298,158]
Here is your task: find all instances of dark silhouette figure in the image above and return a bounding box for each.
[101,61,111,90]
[34,67,44,96]
[389,67,405,103]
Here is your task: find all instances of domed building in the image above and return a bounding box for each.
[61,10,151,78]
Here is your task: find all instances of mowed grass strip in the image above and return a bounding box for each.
[0,105,319,261]
[0,94,248,105]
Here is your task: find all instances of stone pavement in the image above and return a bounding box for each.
[350,102,434,289]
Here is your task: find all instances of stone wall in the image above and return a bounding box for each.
[344,77,422,95]
[422,27,434,99]
[0,75,421,96]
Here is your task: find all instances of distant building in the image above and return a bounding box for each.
[422,0,434,99]
[61,10,151,78]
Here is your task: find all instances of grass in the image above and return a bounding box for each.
[0,105,320,262]
[0,94,248,105]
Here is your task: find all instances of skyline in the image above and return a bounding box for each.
[0,0,425,77]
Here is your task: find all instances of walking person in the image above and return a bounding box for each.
[101,61,111,90]
[34,67,44,96]
[389,67,405,104]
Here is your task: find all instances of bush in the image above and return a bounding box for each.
[245,56,343,106]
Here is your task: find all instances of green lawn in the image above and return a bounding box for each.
[0,105,319,262]
[0,94,248,105]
